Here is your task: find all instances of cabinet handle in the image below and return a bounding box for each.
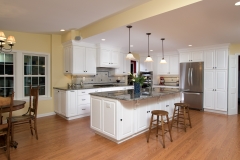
[215,89,216,91]
[86,71,87,72]
[70,91,75,92]
[120,119,122,121]
[82,99,85,101]
[58,91,59,92]
[66,71,68,72]
[82,109,86,110]
[212,89,214,91]
[82,92,85,93]
[213,67,214,69]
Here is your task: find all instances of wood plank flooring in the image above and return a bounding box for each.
[1,110,240,160]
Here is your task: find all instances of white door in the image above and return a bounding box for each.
[72,46,85,74]
[136,100,148,132]
[204,49,215,69]
[215,90,227,111]
[66,91,77,117]
[204,90,215,109]
[215,48,228,69]
[53,89,60,113]
[215,70,227,91]
[192,51,203,62]
[102,100,116,138]
[91,97,102,131]
[158,55,170,75]
[85,47,96,75]
[204,70,215,109]
[60,90,67,116]
[228,55,238,115]
[169,55,179,74]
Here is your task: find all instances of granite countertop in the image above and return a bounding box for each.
[153,84,179,88]
[89,87,180,101]
[53,84,133,91]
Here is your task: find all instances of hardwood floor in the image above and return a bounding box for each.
[1,110,240,160]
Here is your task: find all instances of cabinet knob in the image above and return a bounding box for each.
[66,71,68,72]
[120,119,122,121]
[212,89,214,91]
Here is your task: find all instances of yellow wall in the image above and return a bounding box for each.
[229,44,240,55]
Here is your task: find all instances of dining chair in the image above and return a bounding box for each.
[10,86,39,148]
[0,93,14,160]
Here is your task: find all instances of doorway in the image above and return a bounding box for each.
[128,60,138,85]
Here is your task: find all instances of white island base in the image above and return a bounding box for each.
[90,93,180,144]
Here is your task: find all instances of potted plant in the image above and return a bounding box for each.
[129,73,146,94]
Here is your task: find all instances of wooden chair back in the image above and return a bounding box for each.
[0,93,14,125]
[28,86,39,118]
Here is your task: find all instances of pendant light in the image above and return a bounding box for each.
[145,33,153,62]
[126,25,135,60]
[160,38,167,64]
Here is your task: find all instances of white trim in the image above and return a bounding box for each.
[204,108,227,115]
[55,112,90,120]
[20,96,52,101]
[178,43,230,53]
[37,112,56,118]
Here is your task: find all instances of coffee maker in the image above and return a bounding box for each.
[159,77,165,85]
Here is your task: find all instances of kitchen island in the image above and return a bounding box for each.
[90,87,180,144]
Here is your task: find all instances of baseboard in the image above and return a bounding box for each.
[55,112,90,120]
[204,108,227,115]
[37,112,56,118]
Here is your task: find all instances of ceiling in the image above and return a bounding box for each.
[1,0,240,55]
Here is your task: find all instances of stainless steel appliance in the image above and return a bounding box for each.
[140,71,153,89]
[180,62,204,110]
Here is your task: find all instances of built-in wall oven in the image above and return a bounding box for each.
[140,71,153,89]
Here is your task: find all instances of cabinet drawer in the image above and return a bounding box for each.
[78,95,90,105]
[78,90,92,95]
[78,105,90,115]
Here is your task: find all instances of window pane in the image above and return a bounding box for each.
[32,77,38,86]
[0,88,4,96]
[32,66,38,75]
[5,88,13,97]
[24,65,31,75]
[0,65,4,75]
[32,56,38,65]
[24,87,30,96]
[0,54,4,65]
[24,77,31,86]
[5,54,13,65]
[39,66,45,75]
[39,77,45,85]
[39,86,45,95]
[6,77,14,87]
[0,77,4,87]
[24,55,32,65]
[39,57,45,65]
[5,65,13,75]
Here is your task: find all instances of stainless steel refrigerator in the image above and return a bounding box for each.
[180,62,204,110]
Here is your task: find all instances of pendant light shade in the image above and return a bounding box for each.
[145,33,153,62]
[126,25,135,60]
[160,38,167,64]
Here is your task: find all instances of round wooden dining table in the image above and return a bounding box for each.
[2,100,26,113]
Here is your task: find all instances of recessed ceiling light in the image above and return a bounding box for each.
[130,45,133,47]
[235,1,240,6]
[188,45,192,47]
[101,39,105,41]
[60,29,65,32]
[150,50,153,51]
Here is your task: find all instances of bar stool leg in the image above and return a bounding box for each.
[177,106,180,127]
[187,107,192,128]
[156,115,159,137]
[147,114,154,143]
[161,115,165,148]
[171,105,176,129]
[183,107,187,132]
[166,115,173,142]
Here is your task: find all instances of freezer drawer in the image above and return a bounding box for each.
[181,92,203,110]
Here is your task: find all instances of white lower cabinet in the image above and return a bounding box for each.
[90,93,180,143]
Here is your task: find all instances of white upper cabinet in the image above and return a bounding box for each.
[179,51,203,63]
[140,56,153,72]
[204,48,228,70]
[158,55,179,75]
[63,40,97,75]
[96,44,120,68]
[112,53,130,75]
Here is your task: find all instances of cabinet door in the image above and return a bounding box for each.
[66,91,77,117]
[204,49,215,69]
[60,91,67,116]
[78,104,90,115]
[111,51,119,67]
[136,100,148,132]
[118,101,134,140]
[100,49,111,66]
[215,48,228,69]
[169,55,179,75]
[140,57,147,71]
[114,53,124,75]
[179,52,191,62]
[91,97,102,132]
[158,56,170,75]
[85,47,96,75]
[123,54,130,74]
[72,46,85,74]
[204,70,215,90]
[215,70,227,91]
[54,89,60,113]
[204,90,215,109]
[192,51,203,62]
[63,46,71,74]
[215,90,227,111]
[102,100,116,138]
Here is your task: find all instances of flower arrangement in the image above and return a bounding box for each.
[129,73,147,86]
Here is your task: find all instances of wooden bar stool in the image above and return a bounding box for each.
[147,110,173,148]
[171,103,192,132]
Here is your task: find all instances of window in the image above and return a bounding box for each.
[0,52,14,97]
[24,55,46,96]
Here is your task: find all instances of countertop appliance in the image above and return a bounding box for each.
[180,62,204,110]
[140,71,153,89]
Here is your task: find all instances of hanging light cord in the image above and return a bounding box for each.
[161,38,165,59]
[148,34,149,56]
[129,27,130,53]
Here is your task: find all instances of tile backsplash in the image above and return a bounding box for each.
[72,68,126,85]
[155,75,179,86]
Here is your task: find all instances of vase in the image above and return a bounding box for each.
[134,83,141,94]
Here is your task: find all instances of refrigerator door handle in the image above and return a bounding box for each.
[183,92,200,95]
[188,68,190,86]
[191,68,193,85]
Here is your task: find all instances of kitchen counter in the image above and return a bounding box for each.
[53,83,133,91]
[153,84,179,88]
[89,87,180,101]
